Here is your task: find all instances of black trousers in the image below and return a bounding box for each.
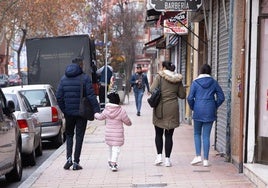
[65,115,87,163]
[154,126,175,158]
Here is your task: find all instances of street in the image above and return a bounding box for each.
[0,141,59,188]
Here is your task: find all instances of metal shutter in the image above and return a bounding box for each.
[211,0,231,158]
[180,36,187,84]
[180,36,187,122]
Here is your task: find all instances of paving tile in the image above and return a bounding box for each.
[19,93,256,188]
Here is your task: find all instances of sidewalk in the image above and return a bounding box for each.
[19,93,256,188]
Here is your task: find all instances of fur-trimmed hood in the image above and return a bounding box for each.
[151,69,186,130]
[158,70,183,83]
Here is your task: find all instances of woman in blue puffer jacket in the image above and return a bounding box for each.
[187,64,225,167]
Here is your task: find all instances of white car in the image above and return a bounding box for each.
[3,87,42,166]
[10,85,65,147]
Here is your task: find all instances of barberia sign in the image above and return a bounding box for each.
[150,0,202,12]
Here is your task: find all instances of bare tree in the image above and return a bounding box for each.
[85,0,144,103]
[0,0,90,75]
[86,0,107,66]
[109,0,144,98]
[1,0,145,98]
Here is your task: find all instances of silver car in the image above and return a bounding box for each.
[0,88,22,182]
[10,85,65,147]
[3,87,42,166]
[0,74,9,87]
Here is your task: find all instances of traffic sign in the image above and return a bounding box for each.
[150,0,202,12]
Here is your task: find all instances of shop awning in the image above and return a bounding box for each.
[146,9,161,23]
[143,34,180,52]
[147,9,161,17]
[144,35,164,47]
[143,35,166,52]
[146,2,161,23]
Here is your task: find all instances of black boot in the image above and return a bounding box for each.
[63,157,73,170]
[73,162,83,170]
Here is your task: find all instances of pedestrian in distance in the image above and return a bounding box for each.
[187,64,225,167]
[94,92,132,172]
[96,62,113,110]
[130,65,150,116]
[150,61,186,167]
[56,56,100,170]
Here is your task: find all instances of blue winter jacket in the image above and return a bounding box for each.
[130,73,150,92]
[56,63,100,116]
[187,74,225,122]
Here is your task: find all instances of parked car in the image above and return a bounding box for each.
[10,85,65,147]
[0,88,23,182]
[2,87,42,166]
[0,74,9,87]
[8,74,22,86]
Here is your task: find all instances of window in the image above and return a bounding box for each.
[20,93,33,112]
[20,90,51,107]
[4,94,20,111]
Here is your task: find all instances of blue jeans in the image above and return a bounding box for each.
[65,115,87,163]
[193,120,213,160]
[134,88,144,113]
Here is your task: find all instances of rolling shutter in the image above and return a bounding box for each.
[211,0,231,159]
[179,36,187,122]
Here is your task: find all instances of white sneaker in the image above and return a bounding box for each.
[154,154,162,165]
[203,160,209,167]
[165,158,172,167]
[110,163,118,171]
[190,156,202,165]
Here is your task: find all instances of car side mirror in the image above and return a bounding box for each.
[32,106,38,113]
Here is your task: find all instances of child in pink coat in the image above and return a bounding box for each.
[94,92,132,171]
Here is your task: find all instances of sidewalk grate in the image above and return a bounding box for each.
[132,183,167,187]
[193,169,211,172]
[148,174,163,177]
[84,140,104,144]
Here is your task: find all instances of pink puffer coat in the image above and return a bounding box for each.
[94,103,132,146]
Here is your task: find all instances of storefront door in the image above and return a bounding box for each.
[256,17,268,164]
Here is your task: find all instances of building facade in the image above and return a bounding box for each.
[145,0,268,185]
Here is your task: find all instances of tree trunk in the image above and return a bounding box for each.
[16,29,27,77]
[5,41,10,74]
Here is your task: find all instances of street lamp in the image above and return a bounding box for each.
[103,1,110,108]
[104,32,108,106]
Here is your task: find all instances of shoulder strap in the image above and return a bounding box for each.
[80,74,84,99]
[156,74,161,89]
[137,73,143,79]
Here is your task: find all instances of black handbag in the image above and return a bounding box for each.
[147,77,161,108]
[79,75,94,121]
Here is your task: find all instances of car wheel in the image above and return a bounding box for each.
[5,145,23,182]
[54,128,64,148]
[27,149,36,166]
[35,136,43,157]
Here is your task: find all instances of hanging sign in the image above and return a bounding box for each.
[164,12,188,35]
[150,0,202,12]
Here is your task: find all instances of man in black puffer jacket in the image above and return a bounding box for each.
[56,56,100,170]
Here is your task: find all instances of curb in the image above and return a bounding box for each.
[18,123,97,188]
[18,143,65,188]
